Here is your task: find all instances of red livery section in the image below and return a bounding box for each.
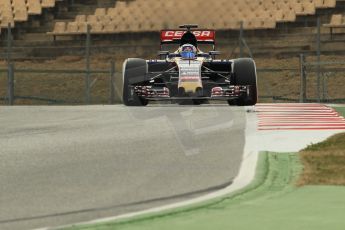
[161,30,215,43]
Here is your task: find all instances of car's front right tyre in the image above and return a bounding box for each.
[122,58,149,106]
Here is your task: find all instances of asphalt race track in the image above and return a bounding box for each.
[0,105,246,230]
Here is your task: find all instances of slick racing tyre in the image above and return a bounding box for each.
[230,58,258,106]
[122,58,149,106]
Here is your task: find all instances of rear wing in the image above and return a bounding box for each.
[160,30,216,45]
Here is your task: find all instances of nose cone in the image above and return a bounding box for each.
[179,83,203,95]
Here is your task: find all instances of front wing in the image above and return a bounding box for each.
[131,84,253,101]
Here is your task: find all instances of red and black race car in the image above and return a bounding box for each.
[122,25,258,106]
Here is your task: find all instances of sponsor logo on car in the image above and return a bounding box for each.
[163,31,212,37]
[161,30,215,42]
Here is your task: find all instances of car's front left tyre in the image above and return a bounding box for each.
[230,58,258,106]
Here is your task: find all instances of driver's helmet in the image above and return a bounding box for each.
[179,44,197,59]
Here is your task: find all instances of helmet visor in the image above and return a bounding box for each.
[181,51,196,59]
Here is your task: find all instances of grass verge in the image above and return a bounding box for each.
[298,133,345,186]
[298,106,345,186]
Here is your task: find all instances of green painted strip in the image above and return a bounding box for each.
[334,107,345,117]
[66,152,311,230]
[67,150,345,230]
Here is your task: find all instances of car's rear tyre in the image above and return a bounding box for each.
[122,58,149,106]
[230,58,258,106]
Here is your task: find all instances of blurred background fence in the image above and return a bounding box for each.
[1,16,345,105]
[300,56,345,103]
[0,25,119,105]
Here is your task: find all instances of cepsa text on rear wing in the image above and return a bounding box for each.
[160,30,216,44]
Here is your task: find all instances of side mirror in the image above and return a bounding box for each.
[209,51,221,56]
[158,51,170,58]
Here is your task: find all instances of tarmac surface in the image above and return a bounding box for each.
[0,105,246,230]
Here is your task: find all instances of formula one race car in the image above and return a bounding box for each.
[122,24,258,106]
